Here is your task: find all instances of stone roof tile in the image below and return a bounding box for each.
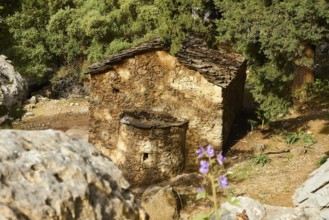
[86,37,245,88]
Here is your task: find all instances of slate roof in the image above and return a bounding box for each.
[86,37,245,88]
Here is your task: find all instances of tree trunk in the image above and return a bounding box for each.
[292,44,315,91]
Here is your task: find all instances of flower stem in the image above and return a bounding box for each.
[208,157,218,219]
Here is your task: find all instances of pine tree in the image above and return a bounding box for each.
[214,0,329,120]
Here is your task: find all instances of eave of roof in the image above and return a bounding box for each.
[86,38,165,75]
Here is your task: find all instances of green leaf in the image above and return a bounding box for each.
[227,197,240,206]
[196,189,206,200]
[192,212,211,220]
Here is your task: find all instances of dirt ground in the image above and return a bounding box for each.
[225,99,329,207]
[6,97,329,210]
[12,98,89,140]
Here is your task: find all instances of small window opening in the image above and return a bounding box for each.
[143,153,149,161]
[112,87,119,93]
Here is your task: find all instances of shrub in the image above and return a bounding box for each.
[51,65,89,98]
[252,153,270,166]
[316,155,329,167]
[293,79,329,102]
[285,131,316,145]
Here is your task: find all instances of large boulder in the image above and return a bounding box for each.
[0,130,146,220]
[293,160,329,219]
[0,55,28,109]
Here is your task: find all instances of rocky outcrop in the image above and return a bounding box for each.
[0,55,28,109]
[293,160,329,219]
[217,196,321,220]
[0,129,146,220]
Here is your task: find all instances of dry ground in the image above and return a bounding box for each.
[12,98,89,139]
[225,100,329,207]
[5,97,329,212]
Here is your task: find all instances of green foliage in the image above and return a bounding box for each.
[285,131,316,145]
[227,162,255,182]
[317,155,329,167]
[192,212,211,220]
[253,153,270,166]
[4,0,160,81]
[0,1,19,55]
[294,79,329,101]
[155,0,211,54]
[215,0,329,121]
[285,132,301,145]
[247,119,258,132]
[2,0,214,82]
[6,0,52,80]
[50,58,90,98]
[0,104,26,128]
[249,62,294,121]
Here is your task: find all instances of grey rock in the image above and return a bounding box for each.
[35,95,49,101]
[251,144,267,155]
[24,112,34,117]
[0,55,28,108]
[142,186,180,220]
[264,205,309,220]
[24,104,36,111]
[0,130,146,220]
[0,115,9,124]
[216,197,321,220]
[217,196,266,220]
[293,160,329,219]
[0,202,21,220]
[290,146,308,156]
[65,126,89,142]
[28,96,38,104]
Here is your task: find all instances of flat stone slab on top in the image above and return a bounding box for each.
[120,110,188,129]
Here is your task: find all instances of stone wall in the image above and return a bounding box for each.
[89,50,245,171]
[114,111,187,186]
[222,61,247,147]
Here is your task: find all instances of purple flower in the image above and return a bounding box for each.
[217,151,226,165]
[196,146,205,158]
[196,185,206,199]
[199,160,210,174]
[205,145,215,158]
[218,176,229,189]
[197,186,204,194]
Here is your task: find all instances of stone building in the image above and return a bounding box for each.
[86,37,246,184]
